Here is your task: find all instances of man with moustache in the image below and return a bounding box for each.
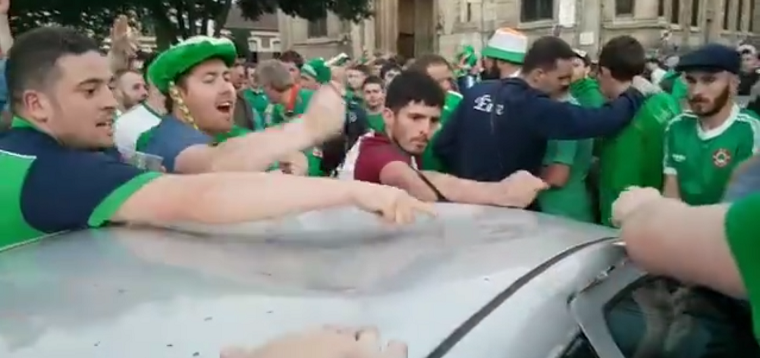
[663,44,760,206]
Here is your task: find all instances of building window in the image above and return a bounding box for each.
[657,0,665,17]
[751,0,756,32]
[670,0,680,24]
[616,0,635,16]
[466,2,473,22]
[736,0,744,31]
[691,0,700,27]
[724,0,732,29]
[307,13,328,38]
[520,0,553,22]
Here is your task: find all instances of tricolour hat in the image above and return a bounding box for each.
[148,36,237,94]
[481,28,528,64]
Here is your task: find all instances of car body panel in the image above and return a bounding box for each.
[0,204,617,358]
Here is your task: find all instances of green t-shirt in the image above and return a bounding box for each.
[538,139,595,222]
[664,105,760,205]
[1,117,161,249]
[242,88,269,117]
[422,90,463,172]
[366,112,385,133]
[724,193,760,344]
[598,93,681,226]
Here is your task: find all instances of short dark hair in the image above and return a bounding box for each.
[407,53,451,73]
[380,63,402,78]
[598,35,646,81]
[362,75,384,89]
[279,50,303,68]
[7,27,100,112]
[349,64,371,75]
[384,70,444,113]
[522,36,576,73]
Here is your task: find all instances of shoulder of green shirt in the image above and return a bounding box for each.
[724,193,760,344]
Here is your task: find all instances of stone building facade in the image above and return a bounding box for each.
[278,0,760,60]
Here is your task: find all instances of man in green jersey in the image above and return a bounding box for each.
[614,187,760,346]
[538,95,594,222]
[0,27,433,249]
[258,60,325,176]
[595,36,681,226]
[362,75,386,133]
[663,44,760,205]
[407,54,464,172]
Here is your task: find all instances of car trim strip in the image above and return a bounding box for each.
[425,236,617,358]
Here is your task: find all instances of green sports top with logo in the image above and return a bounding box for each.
[664,105,760,205]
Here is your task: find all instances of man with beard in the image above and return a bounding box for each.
[352,70,547,207]
[112,69,148,112]
[435,36,657,208]
[663,44,760,205]
[479,28,525,80]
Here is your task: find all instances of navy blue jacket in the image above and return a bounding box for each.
[434,77,646,182]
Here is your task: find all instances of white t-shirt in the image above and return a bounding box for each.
[114,103,163,153]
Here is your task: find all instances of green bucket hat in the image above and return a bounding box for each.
[301,58,332,84]
[148,36,237,94]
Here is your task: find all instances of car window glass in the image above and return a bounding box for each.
[604,277,760,358]
[559,332,599,358]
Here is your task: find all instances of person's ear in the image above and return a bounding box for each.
[382,107,395,129]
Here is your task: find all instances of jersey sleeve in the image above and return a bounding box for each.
[140,122,210,173]
[543,140,578,166]
[724,193,760,337]
[20,151,161,233]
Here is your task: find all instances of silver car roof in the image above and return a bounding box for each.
[0,204,617,358]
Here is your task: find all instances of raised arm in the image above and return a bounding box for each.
[525,88,646,140]
[0,0,13,55]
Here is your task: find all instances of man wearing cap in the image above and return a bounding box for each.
[300,58,331,90]
[435,35,655,204]
[135,36,342,176]
[663,44,760,206]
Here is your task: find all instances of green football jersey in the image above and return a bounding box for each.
[664,105,760,205]
[422,90,463,172]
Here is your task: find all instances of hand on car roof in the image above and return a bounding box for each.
[221,326,407,358]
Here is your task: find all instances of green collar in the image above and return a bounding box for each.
[11,116,37,130]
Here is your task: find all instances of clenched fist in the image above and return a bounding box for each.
[611,186,664,227]
[489,170,548,208]
[302,81,347,144]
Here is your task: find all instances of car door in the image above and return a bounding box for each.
[569,258,760,358]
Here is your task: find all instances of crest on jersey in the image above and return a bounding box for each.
[712,148,731,168]
[312,147,323,158]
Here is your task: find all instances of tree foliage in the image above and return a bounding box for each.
[9,0,373,49]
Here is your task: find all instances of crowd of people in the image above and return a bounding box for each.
[4,0,760,353]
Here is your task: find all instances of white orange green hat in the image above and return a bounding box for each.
[481,28,528,64]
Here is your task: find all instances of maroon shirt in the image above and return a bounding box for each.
[354,133,422,184]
